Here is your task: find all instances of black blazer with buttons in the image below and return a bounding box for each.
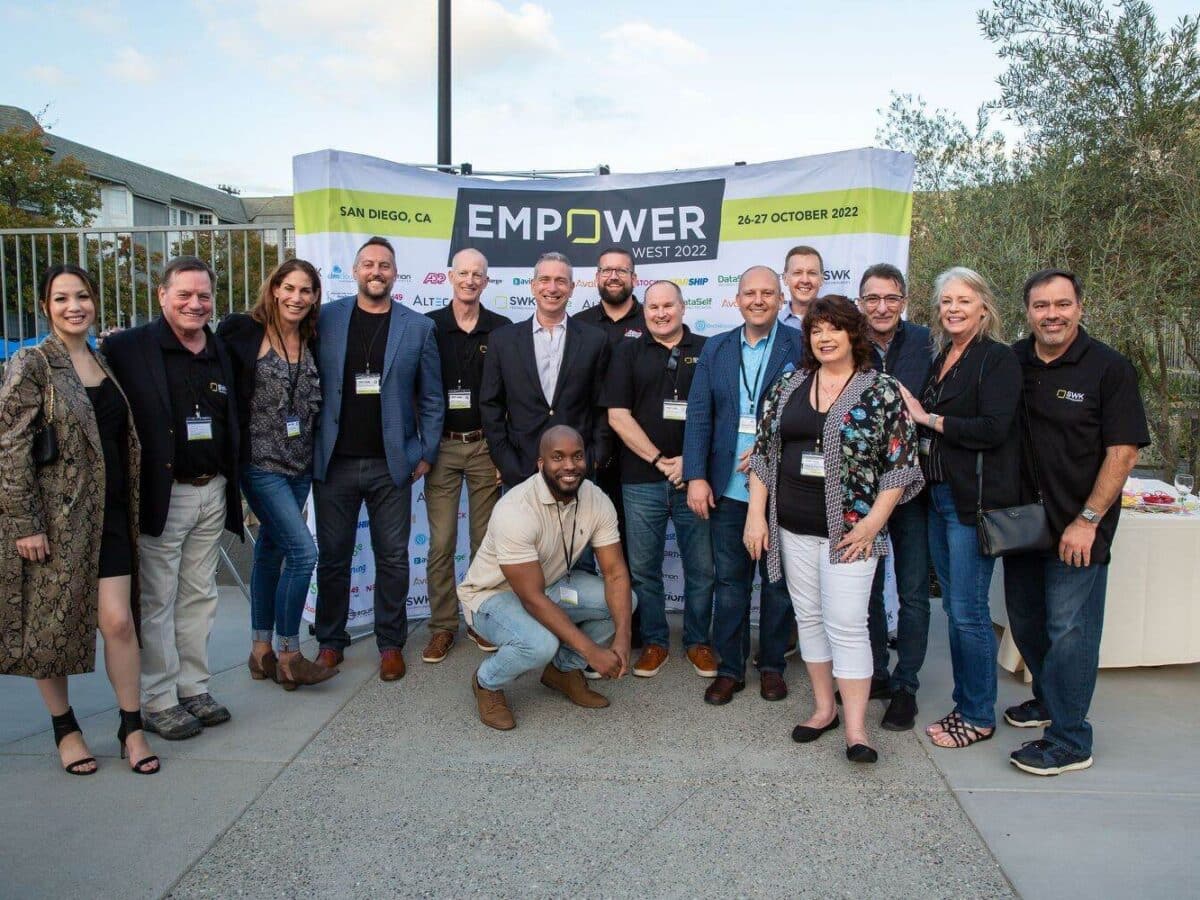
[103,317,243,538]
[480,315,611,487]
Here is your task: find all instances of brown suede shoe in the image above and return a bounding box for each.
[276,653,338,691]
[704,675,746,706]
[686,645,719,678]
[379,648,406,682]
[315,649,344,669]
[467,626,498,653]
[760,671,788,701]
[248,650,277,681]
[473,670,515,730]
[632,644,669,677]
[422,630,455,663]
[540,663,610,708]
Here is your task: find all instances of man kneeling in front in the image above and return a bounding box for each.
[458,425,636,730]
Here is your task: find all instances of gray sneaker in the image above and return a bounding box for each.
[180,693,231,726]
[142,704,203,740]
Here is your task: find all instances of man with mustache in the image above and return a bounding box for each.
[459,426,635,730]
[683,266,804,705]
[311,236,444,683]
[421,248,512,664]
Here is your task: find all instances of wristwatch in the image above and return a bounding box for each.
[927,413,939,429]
[1079,506,1100,524]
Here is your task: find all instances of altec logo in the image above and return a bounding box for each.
[448,180,726,267]
[423,272,448,284]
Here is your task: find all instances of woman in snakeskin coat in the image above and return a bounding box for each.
[0,265,158,774]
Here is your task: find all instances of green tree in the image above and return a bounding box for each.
[0,125,98,228]
[880,0,1200,477]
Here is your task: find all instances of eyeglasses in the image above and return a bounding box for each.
[598,267,633,278]
[860,294,905,308]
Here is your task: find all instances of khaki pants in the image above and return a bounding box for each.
[424,438,502,633]
[138,476,227,713]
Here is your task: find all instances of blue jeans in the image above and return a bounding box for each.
[927,482,997,728]
[1003,552,1108,757]
[240,465,317,652]
[622,481,715,649]
[472,571,637,689]
[867,493,931,692]
[710,497,792,680]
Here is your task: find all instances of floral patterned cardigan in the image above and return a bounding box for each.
[748,367,924,580]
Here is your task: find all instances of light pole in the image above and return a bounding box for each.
[438,0,451,171]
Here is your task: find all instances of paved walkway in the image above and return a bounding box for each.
[1,588,1195,898]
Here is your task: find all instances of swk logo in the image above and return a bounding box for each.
[448,180,726,267]
[1056,389,1085,402]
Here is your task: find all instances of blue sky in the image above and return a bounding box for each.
[2,0,1195,196]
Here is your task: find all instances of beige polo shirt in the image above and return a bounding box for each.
[457,472,620,618]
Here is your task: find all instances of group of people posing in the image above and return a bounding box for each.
[0,237,1147,777]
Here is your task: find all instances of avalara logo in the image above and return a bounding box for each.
[448,179,726,267]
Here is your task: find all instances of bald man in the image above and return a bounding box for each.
[458,426,636,730]
[682,266,804,705]
[422,249,513,664]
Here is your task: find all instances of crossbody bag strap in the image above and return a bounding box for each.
[32,346,55,421]
[975,344,1045,520]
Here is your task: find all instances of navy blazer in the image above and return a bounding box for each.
[102,317,243,538]
[479,315,611,487]
[682,322,803,492]
[312,297,443,486]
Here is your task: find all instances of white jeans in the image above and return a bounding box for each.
[138,476,227,712]
[779,528,878,680]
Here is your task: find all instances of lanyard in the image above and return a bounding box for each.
[665,345,683,399]
[455,330,483,389]
[184,345,212,418]
[555,501,577,582]
[271,324,303,415]
[358,308,388,374]
[739,327,773,408]
[813,369,851,452]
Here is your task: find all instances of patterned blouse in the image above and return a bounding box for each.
[749,368,924,578]
[248,346,321,477]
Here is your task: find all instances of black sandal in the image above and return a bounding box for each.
[929,714,994,749]
[118,709,160,774]
[51,707,97,776]
[925,709,962,737]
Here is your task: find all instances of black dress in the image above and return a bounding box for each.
[777,375,829,538]
[86,378,132,578]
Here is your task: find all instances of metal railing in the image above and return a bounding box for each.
[1,224,295,355]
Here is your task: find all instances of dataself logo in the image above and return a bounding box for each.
[448,180,726,267]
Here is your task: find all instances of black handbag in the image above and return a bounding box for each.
[973,356,1051,557]
[30,347,59,468]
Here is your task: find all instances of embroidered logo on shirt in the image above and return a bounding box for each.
[1056,389,1085,402]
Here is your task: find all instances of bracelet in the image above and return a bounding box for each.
[928,413,939,429]
[650,452,664,467]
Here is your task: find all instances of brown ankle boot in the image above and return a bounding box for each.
[473,670,515,730]
[540,663,610,709]
[276,654,338,691]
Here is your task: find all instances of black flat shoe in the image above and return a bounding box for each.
[791,715,840,743]
[846,743,879,763]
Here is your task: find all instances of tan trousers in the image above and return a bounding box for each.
[138,476,226,712]
[424,438,502,633]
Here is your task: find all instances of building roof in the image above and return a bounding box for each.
[241,195,293,220]
[0,104,249,223]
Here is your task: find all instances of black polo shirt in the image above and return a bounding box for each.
[1013,327,1149,564]
[574,297,645,348]
[159,322,231,480]
[333,304,390,458]
[426,303,512,433]
[601,326,706,484]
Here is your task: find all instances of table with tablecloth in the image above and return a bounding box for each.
[989,479,1200,678]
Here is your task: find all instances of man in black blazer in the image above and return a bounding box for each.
[480,252,611,488]
[103,256,242,741]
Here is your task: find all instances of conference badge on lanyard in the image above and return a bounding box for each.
[663,400,687,421]
[186,404,213,441]
[448,389,472,410]
[285,416,302,439]
[355,372,382,395]
[738,414,757,435]
[800,451,825,478]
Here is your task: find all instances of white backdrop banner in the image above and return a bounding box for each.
[295,148,914,628]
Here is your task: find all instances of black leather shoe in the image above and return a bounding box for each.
[704,676,746,706]
[791,715,840,743]
[846,743,879,763]
[881,689,918,731]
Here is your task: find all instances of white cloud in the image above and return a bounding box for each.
[30,64,70,86]
[601,22,706,65]
[107,47,156,84]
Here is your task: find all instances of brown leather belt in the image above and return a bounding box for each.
[175,474,218,487]
[444,429,485,443]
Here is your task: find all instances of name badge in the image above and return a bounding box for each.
[663,400,688,421]
[919,437,932,456]
[186,416,214,441]
[285,416,301,438]
[448,389,472,410]
[355,373,381,395]
[738,414,757,435]
[558,583,579,606]
[800,451,825,478]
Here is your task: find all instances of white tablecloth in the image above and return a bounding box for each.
[989,480,1200,675]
